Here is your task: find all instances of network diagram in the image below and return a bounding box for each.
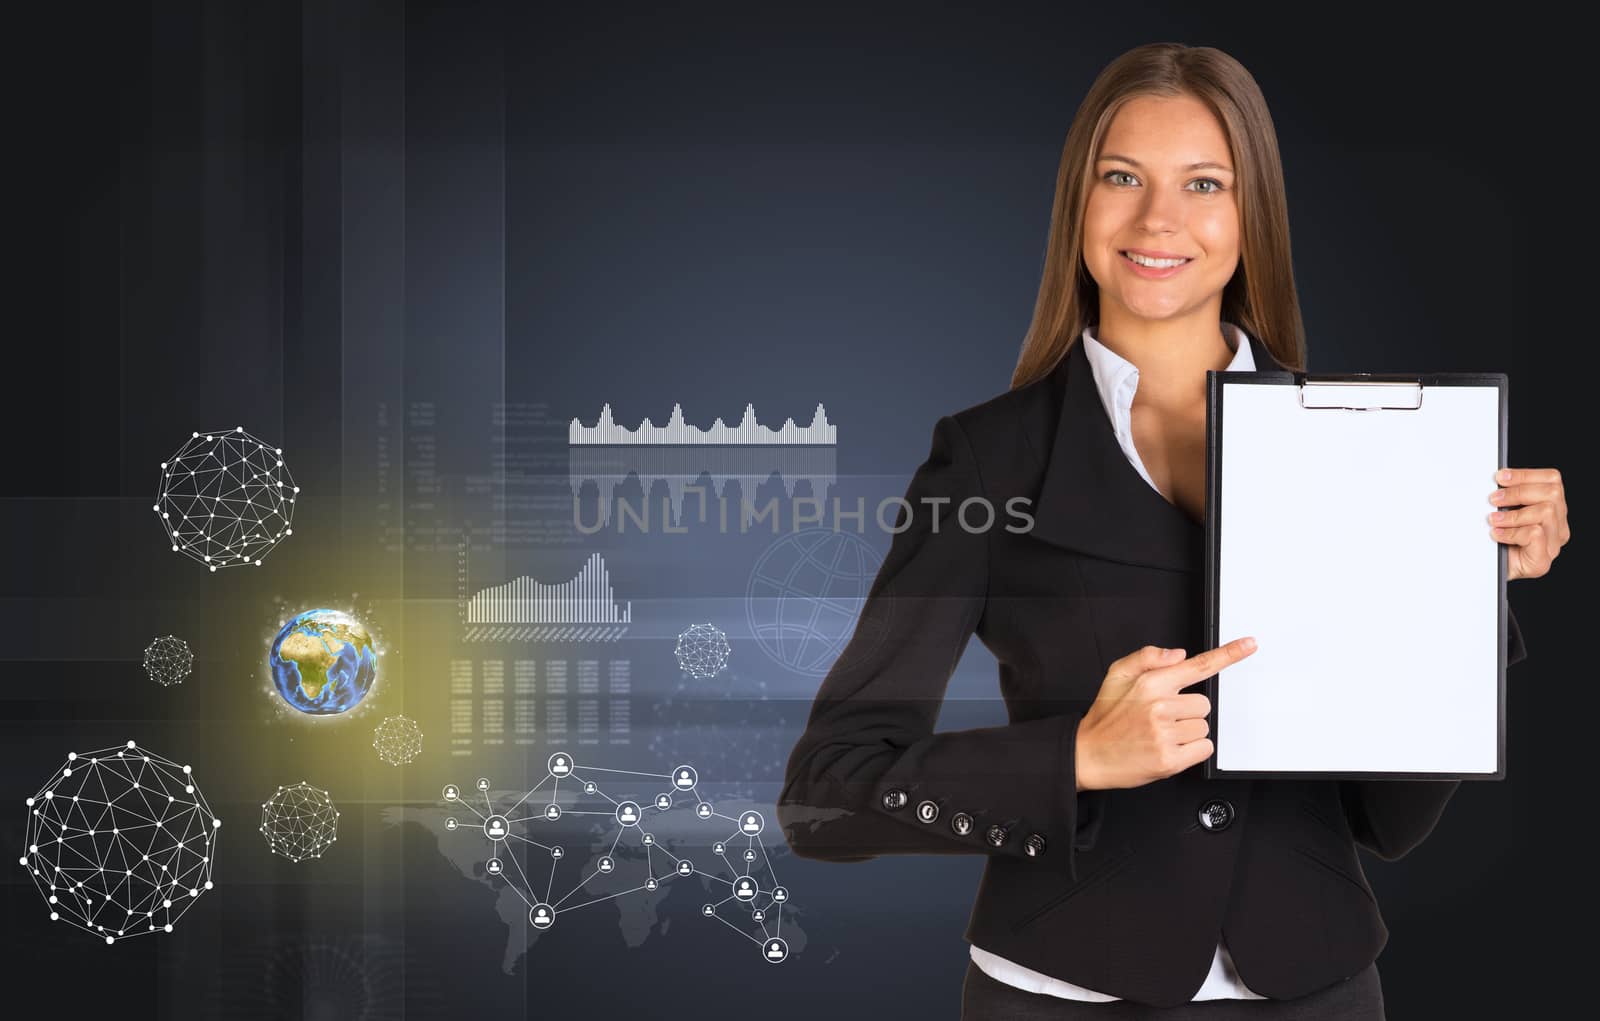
[21,418,828,979]
[443,752,797,963]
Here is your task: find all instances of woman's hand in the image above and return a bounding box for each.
[1490,468,1569,581]
[1074,638,1259,792]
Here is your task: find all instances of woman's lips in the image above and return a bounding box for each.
[1120,250,1193,279]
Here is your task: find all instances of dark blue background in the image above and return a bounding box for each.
[4,1,1586,1017]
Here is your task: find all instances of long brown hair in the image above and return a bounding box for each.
[1011,43,1306,390]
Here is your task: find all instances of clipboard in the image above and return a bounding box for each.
[1203,366,1509,780]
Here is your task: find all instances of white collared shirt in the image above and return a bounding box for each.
[968,320,1267,1003]
[1082,320,1256,492]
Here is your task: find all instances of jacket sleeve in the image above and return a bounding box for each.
[777,413,1100,881]
[1338,605,1528,862]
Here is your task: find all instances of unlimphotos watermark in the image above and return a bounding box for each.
[575,488,1035,536]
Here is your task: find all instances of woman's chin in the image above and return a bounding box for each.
[1112,295,1193,323]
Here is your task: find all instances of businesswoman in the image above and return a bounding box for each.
[777,42,1569,1020]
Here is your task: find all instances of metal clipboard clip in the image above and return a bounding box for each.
[1297,377,1424,411]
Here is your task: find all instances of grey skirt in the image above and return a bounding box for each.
[961,959,1384,1021]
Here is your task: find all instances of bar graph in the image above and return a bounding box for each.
[462,552,631,642]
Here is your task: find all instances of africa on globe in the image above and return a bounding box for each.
[269,609,379,715]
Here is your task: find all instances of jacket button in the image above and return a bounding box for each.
[915,800,939,824]
[881,789,908,811]
[985,824,1010,848]
[1198,798,1235,832]
[951,812,974,836]
[1023,833,1047,857]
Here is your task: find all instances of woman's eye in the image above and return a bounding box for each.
[1189,178,1224,194]
[1104,170,1136,186]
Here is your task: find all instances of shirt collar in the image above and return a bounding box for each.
[1080,321,1256,421]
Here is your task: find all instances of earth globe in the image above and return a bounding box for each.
[269,609,378,715]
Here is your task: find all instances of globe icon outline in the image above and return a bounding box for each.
[744,528,893,678]
[269,609,379,715]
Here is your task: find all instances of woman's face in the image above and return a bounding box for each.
[1082,93,1240,324]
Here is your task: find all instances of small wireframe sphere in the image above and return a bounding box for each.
[675,623,731,680]
[372,715,424,766]
[143,635,194,686]
[260,781,339,862]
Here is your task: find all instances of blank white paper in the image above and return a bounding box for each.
[1215,381,1502,774]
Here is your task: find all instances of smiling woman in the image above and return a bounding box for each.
[1085,95,1240,319]
[780,39,1565,1021]
[1012,45,1305,393]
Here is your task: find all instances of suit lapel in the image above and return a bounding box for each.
[1027,331,1288,573]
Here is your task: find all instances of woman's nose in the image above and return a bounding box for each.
[1136,187,1184,236]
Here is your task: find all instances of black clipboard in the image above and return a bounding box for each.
[1203,367,1510,781]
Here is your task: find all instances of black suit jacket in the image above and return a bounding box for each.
[778,332,1527,1006]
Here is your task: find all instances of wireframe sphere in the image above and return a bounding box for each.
[674,622,731,679]
[154,426,298,571]
[372,715,424,766]
[20,741,220,943]
[260,781,339,862]
[143,635,194,686]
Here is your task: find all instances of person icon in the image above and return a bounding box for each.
[549,754,570,776]
[772,886,788,903]
[742,813,762,833]
[486,857,503,875]
[618,803,639,824]
[551,846,563,859]
[645,878,658,891]
[642,833,653,845]
[485,816,508,838]
[476,777,491,791]
[656,794,671,810]
[703,904,716,916]
[753,909,765,922]
[677,860,693,876]
[598,856,614,873]
[696,802,712,819]
[713,842,725,855]
[675,768,694,788]
[736,878,755,900]
[445,817,459,831]
[743,848,757,862]
[584,781,597,794]
[545,804,561,820]
[442,785,459,801]
[531,905,553,929]
[766,939,787,961]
